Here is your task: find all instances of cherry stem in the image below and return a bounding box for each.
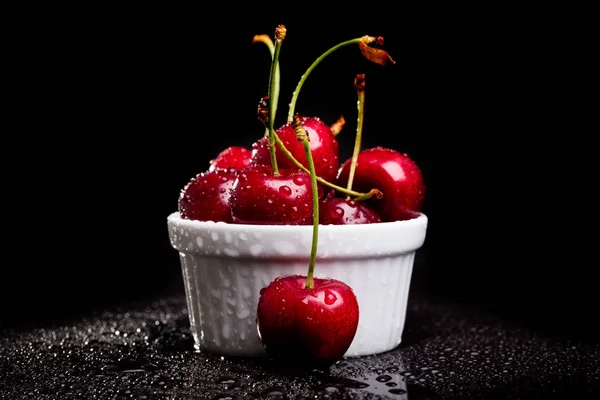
[267,25,286,176]
[287,38,363,122]
[346,74,366,199]
[293,114,319,289]
[270,130,370,198]
[252,34,281,138]
[286,35,395,123]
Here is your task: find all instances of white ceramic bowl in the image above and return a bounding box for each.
[167,211,428,358]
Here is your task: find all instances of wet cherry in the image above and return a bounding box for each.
[178,168,238,222]
[228,164,314,225]
[336,146,425,222]
[319,196,382,225]
[256,275,359,369]
[209,146,252,172]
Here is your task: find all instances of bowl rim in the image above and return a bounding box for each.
[167,211,428,233]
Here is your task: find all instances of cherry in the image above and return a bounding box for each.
[336,146,425,222]
[178,168,238,222]
[319,196,382,225]
[228,164,314,225]
[256,275,359,369]
[250,116,340,184]
[209,146,252,172]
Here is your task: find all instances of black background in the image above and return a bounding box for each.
[4,11,593,341]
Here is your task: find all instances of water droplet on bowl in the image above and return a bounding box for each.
[249,244,263,256]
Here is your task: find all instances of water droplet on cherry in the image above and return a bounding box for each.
[293,176,305,186]
[290,206,299,219]
[265,198,274,210]
[330,206,344,220]
[279,185,292,196]
[324,290,337,305]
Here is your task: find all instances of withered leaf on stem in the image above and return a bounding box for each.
[359,36,396,65]
[257,96,269,125]
[252,34,273,46]
[329,115,346,137]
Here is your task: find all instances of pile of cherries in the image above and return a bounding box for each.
[178,116,425,225]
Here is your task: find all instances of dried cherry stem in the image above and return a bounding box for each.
[346,74,366,199]
[253,34,281,138]
[266,25,286,176]
[271,129,379,199]
[287,35,395,122]
[293,115,319,290]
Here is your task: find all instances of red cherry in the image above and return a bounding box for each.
[256,275,359,368]
[336,146,425,222]
[228,165,314,225]
[178,168,237,222]
[319,197,382,225]
[250,116,340,183]
[209,146,252,172]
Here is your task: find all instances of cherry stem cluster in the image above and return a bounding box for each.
[292,114,319,289]
[255,29,390,202]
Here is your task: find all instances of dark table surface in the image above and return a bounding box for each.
[2,263,599,400]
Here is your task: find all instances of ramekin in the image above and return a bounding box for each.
[167,211,428,358]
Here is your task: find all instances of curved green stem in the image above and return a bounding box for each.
[287,38,362,122]
[293,116,319,289]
